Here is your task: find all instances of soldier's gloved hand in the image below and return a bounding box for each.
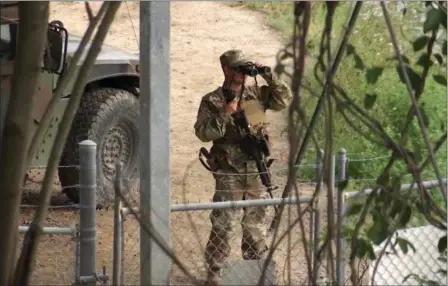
[224,100,238,114]
[222,87,238,114]
[253,62,273,81]
[223,86,236,103]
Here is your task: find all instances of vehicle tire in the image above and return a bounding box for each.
[49,20,64,28]
[58,87,140,207]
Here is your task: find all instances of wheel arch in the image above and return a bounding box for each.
[83,73,140,96]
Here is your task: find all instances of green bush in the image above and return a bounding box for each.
[233,2,447,187]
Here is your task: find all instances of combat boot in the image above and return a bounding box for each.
[243,244,268,260]
[205,266,221,286]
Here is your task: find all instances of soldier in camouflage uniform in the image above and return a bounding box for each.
[194,49,292,285]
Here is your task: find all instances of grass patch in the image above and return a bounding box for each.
[229,2,294,37]
[232,1,447,189]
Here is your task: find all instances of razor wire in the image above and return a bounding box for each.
[23,153,415,181]
[20,151,442,206]
[22,164,81,208]
[19,151,446,285]
[118,151,446,285]
[119,196,316,285]
[15,228,79,285]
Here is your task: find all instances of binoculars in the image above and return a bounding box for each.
[233,63,271,77]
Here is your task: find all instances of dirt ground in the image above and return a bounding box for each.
[18,1,322,285]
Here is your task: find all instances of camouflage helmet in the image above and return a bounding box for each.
[220,49,250,68]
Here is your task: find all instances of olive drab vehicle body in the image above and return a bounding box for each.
[1,2,141,206]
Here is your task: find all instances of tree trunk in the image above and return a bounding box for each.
[0,2,49,284]
[13,3,121,285]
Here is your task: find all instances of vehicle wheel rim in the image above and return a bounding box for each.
[101,122,134,182]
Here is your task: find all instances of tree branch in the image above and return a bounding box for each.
[381,1,446,204]
[13,3,121,284]
[115,163,200,285]
[270,0,364,233]
[26,2,109,166]
[0,2,49,284]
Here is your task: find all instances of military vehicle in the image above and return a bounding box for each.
[1,2,140,206]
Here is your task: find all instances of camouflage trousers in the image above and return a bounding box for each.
[204,163,268,273]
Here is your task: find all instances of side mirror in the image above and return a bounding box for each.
[43,20,68,74]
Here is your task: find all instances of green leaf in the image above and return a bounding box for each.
[433,53,444,65]
[442,12,447,29]
[403,274,415,283]
[403,147,417,162]
[443,41,447,56]
[400,4,407,16]
[274,64,285,75]
[367,225,389,245]
[397,237,416,254]
[423,8,445,33]
[346,44,355,56]
[367,214,390,245]
[366,243,376,260]
[433,74,447,85]
[319,62,326,72]
[398,205,412,227]
[280,53,290,60]
[396,65,422,92]
[412,140,422,162]
[355,238,376,260]
[387,55,410,64]
[374,190,387,205]
[389,199,402,219]
[403,274,441,285]
[354,54,365,70]
[372,202,384,217]
[307,40,316,51]
[412,36,429,51]
[341,225,354,238]
[403,274,421,284]
[355,238,367,258]
[419,104,430,127]
[438,235,447,253]
[363,93,377,110]
[366,67,384,84]
[347,203,363,216]
[377,170,391,186]
[338,179,348,191]
[391,175,402,192]
[416,54,434,67]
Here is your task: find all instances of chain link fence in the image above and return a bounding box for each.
[116,148,446,286]
[15,142,446,286]
[17,168,80,286]
[340,179,447,286]
[120,200,317,285]
[369,224,446,285]
[14,140,107,286]
[16,225,78,285]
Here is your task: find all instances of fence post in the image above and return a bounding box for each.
[79,140,97,286]
[308,201,314,286]
[336,148,347,286]
[113,195,123,285]
[312,149,324,285]
[74,230,80,284]
[140,2,171,285]
[327,152,336,283]
[120,213,125,285]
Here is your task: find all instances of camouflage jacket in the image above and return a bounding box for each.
[194,74,292,171]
